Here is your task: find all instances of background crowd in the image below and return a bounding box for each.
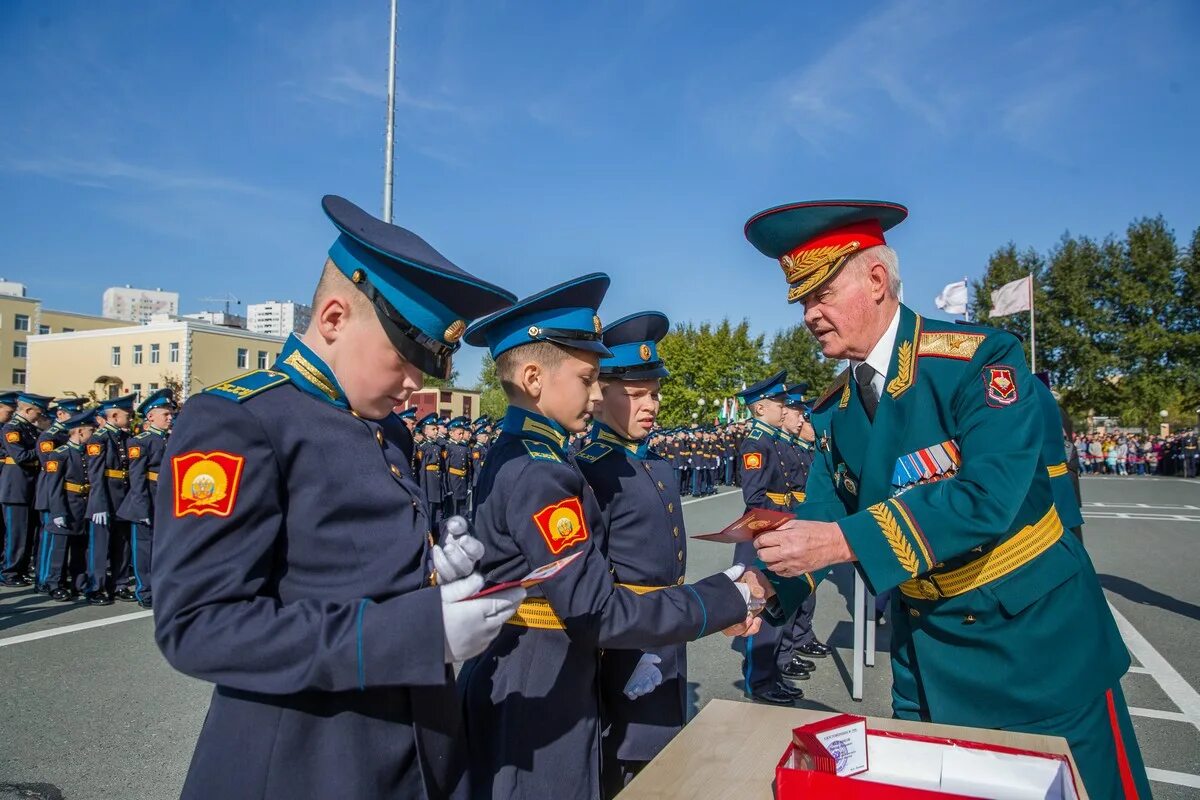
[1073,432,1199,477]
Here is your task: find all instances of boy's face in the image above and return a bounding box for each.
[754,398,785,427]
[147,407,174,430]
[108,409,131,429]
[325,300,425,419]
[599,378,661,441]
[534,349,601,434]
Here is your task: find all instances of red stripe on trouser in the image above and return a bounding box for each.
[1105,688,1139,799]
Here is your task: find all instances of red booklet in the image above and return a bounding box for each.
[464,550,585,600]
[691,507,793,543]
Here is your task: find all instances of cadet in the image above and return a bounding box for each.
[0,392,15,579]
[443,416,472,516]
[34,397,86,592]
[1,393,55,587]
[153,195,524,800]
[42,407,98,601]
[574,311,694,797]
[469,418,490,493]
[744,199,1150,799]
[416,412,447,523]
[396,405,418,433]
[116,388,176,609]
[84,393,136,604]
[459,275,759,800]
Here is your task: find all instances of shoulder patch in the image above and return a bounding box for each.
[574,442,613,463]
[39,440,55,453]
[532,496,589,554]
[203,369,291,403]
[918,330,986,361]
[5,431,19,443]
[522,439,563,463]
[172,451,246,518]
[44,459,60,473]
[742,452,763,470]
[128,445,142,459]
[814,368,851,410]
[86,443,103,457]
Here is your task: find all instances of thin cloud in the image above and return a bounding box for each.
[6,155,273,196]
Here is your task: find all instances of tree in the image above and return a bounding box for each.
[766,324,838,397]
[969,243,1047,370]
[475,354,507,420]
[658,318,767,426]
[422,368,460,390]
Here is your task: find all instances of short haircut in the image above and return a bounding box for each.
[843,244,901,297]
[311,259,374,317]
[496,341,570,398]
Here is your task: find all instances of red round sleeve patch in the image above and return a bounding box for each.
[743,452,763,470]
[128,446,142,459]
[86,443,103,457]
[532,497,589,555]
[172,451,246,518]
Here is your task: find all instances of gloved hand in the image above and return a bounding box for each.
[91,512,109,526]
[623,653,663,700]
[140,518,151,526]
[431,515,485,584]
[441,572,525,663]
[52,517,66,527]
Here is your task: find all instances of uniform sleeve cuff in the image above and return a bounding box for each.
[358,586,449,688]
[839,500,933,595]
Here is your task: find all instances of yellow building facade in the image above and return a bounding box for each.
[26,320,286,402]
[0,295,128,391]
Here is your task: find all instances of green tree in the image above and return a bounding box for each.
[658,318,767,426]
[766,324,838,397]
[422,368,460,390]
[474,354,508,420]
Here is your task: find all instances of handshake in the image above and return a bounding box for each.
[720,564,774,638]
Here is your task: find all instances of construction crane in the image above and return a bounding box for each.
[199,293,241,315]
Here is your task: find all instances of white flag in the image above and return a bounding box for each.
[934,280,968,315]
[989,275,1032,317]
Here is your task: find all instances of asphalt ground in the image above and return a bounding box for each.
[0,477,1197,799]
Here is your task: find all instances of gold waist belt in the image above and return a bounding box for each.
[104,469,128,479]
[148,471,159,482]
[505,583,678,629]
[1046,462,1069,478]
[448,467,466,476]
[899,506,1063,601]
[65,482,90,495]
[425,465,439,471]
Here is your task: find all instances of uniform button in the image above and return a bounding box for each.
[390,465,401,476]
[657,481,665,490]
[676,577,685,586]
[673,526,679,537]
[376,430,384,445]
[351,410,362,418]
[677,550,683,561]
[667,503,674,513]
[412,500,420,509]
[962,614,977,625]
[909,607,920,618]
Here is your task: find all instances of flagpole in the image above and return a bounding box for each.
[962,275,969,321]
[382,0,398,223]
[1028,272,1036,373]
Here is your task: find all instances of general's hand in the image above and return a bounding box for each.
[753,519,853,578]
[740,566,776,601]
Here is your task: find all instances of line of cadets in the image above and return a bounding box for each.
[0,388,175,608]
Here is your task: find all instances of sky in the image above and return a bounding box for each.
[2,0,1198,386]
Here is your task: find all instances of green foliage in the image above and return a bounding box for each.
[421,368,459,390]
[767,323,838,396]
[658,319,768,426]
[474,354,508,420]
[972,217,1200,429]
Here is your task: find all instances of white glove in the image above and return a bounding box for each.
[140,518,151,526]
[441,572,525,663]
[431,515,485,584]
[623,653,664,700]
[91,512,109,526]
[722,563,764,613]
[52,516,66,527]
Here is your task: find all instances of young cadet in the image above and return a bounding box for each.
[153,195,524,800]
[443,416,472,516]
[1,393,54,587]
[117,388,176,609]
[459,276,761,800]
[744,199,1149,799]
[33,397,85,592]
[416,412,447,523]
[469,418,490,496]
[84,393,138,604]
[573,311,692,797]
[42,407,98,601]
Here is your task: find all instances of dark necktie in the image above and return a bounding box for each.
[854,362,879,423]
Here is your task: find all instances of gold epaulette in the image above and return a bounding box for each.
[917,331,986,361]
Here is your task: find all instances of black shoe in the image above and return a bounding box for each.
[50,588,73,602]
[137,598,153,609]
[1,576,32,587]
[113,587,138,602]
[795,640,832,658]
[780,661,811,681]
[789,654,816,671]
[752,682,801,705]
[87,592,114,606]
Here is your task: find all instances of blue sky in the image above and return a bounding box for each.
[2,0,1197,386]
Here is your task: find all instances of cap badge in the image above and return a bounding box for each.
[639,343,652,361]
[528,325,541,338]
[443,320,466,344]
[593,315,603,334]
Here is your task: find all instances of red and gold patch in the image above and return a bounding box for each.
[984,365,1018,408]
[172,451,246,519]
[86,443,103,457]
[742,452,763,470]
[532,497,588,555]
[5,431,19,444]
[45,460,59,473]
[128,446,142,459]
[39,440,54,453]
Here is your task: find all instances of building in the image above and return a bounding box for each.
[0,279,27,298]
[247,300,312,337]
[26,319,286,402]
[182,310,247,328]
[409,388,482,421]
[0,294,129,390]
[102,285,179,324]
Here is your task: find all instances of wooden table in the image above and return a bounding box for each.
[619,699,1087,799]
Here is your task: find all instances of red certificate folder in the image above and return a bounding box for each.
[464,550,585,600]
[692,507,793,544]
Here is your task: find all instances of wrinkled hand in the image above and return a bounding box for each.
[720,563,764,637]
[623,653,663,700]
[91,512,109,526]
[740,566,776,602]
[432,515,485,584]
[753,519,854,578]
[440,572,525,664]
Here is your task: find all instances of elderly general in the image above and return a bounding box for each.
[744,200,1150,800]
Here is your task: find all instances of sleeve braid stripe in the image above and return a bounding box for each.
[867,501,920,577]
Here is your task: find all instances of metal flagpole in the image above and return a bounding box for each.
[1028,272,1036,372]
[962,275,969,321]
[382,0,398,223]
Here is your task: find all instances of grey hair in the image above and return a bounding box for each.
[845,244,901,297]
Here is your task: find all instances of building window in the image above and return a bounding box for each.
[13,341,26,358]
[11,369,25,385]
[37,324,50,335]
[462,396,472,417]
[169,342,179,363]
[149,383,159,391]
[150,343,160,364]
[111,346,121,366]
[62,327,74,333]
[14,314,29,331]
[257,350,268,369]
[132,383,142,401]
[237,348,248,369]
[440,391,452,403]
[133,344,144,365]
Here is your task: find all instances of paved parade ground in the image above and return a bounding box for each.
[1,477,1198,799]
